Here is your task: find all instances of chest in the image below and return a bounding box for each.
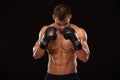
[47,32,74,50]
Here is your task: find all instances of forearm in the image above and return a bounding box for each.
[33,41,45,59]
[76,48,90,63]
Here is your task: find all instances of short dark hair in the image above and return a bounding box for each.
[53,4,71,21]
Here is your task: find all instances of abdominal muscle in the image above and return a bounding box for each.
[47,51,77,75]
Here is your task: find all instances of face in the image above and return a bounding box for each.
[53,15,72,31]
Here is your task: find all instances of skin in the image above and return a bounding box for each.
[33,15,90,75]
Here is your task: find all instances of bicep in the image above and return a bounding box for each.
[78,28,90,52]
[81,40,89,51]
[33,26,47,50]
[38,26,48,40]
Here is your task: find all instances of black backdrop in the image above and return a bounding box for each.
[1,0,118,80]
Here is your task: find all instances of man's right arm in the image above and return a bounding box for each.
[33,26,48,59]
[33,26,57,59]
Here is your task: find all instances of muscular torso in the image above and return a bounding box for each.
[46,23,78,75]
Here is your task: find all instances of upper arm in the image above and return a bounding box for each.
[77,28,90,54]
[38,26,48,41]
[33,26,48,50]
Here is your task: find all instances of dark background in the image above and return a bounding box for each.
[1,0,119,80]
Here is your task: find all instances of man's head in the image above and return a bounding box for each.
[53,4,72,30]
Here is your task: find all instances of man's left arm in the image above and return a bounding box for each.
[76,28,90,63]
[63,27,90,62]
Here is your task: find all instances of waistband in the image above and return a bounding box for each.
[45,72,79,79]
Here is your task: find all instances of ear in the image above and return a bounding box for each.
[69,15,72,19]
[52,15,55,20]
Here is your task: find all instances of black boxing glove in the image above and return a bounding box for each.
[40,27,57,49]
[63,27,82,50]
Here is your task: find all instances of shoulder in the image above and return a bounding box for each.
[39,23,54,34]
[70,24,87,41]
[38,25,50,39]
[39,26,48,34]
[70,24,86,33]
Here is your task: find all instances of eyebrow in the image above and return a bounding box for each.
[57,22,68,25]
[63,23,68,25]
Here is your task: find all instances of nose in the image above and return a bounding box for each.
[61,25,65,29]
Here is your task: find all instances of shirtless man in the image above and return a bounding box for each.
[33,4,90,80]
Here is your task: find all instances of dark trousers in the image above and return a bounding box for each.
[44,73,80,80]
